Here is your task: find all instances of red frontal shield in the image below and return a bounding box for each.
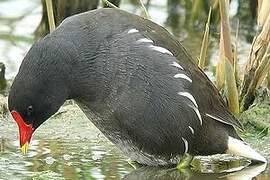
[11,110,34,147]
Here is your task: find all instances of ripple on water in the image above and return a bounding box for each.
[91,149,106,161]
[63,154,72,161]
[45,156,56,165]
[90,167,106,180]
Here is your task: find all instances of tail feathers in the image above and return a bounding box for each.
[226,136,267,163]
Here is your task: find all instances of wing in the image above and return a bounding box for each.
[98,28,205,156]
[105,24,243,131]
[97,9,243,130]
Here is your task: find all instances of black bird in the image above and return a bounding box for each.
[8,8,266,166]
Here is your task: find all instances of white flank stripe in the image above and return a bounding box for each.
[149,45,173,56]
[128,29,139,34]
[182,137,189,154]
[190,106,202,125]
[178,92,198,108]
[174,73,192,82]
[194,109,202,125]
[227,136,267,163]
[170,62,183,70]
[205,113,233,126]
[137,38,153,43]
[205,113,220,120]
[188,126,194,134]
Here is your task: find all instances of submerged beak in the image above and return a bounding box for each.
[11,110,34,154]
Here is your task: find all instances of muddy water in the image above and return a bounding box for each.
[0,0,269,179]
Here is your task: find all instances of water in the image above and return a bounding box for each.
[0,138,265,179]
[0,131,268,179]
[0,0,269,179]
[0,139,132,179]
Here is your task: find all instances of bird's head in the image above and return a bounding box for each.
[8,81,66,154]
[8,38,71,154]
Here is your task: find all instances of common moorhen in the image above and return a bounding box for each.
[8,8,266,166]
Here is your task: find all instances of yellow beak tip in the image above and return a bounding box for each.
[20,142,29,155]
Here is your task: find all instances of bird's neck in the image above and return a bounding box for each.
[42,33,112,105]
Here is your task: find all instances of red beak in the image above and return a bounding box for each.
[11,110,34,154]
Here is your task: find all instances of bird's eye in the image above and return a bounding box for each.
[27,105,33,116]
